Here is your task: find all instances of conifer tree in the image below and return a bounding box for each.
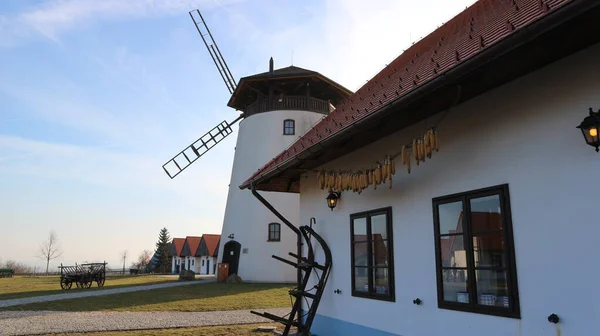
[155,227,171,273]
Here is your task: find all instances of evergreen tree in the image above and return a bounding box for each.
[154,227,171,273]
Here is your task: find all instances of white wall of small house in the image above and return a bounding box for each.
[299,43,600,336]
[171,256,183,274]
[218,109,326,283]
[196,256,216,275]
[183,256,201,273]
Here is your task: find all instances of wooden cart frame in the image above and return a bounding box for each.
[58,262,107,290]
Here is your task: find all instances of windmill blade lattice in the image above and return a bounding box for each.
[163,115,242,179]
[189,9,237,94]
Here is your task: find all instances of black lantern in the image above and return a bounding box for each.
[577,108,600,152]
[326,192,341,211]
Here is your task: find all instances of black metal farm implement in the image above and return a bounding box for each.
[59,262,107,290]
[250,184,333,336]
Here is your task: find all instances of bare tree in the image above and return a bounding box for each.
[130,249,152,271]
[121,250,128,275]
[38,230,62,275]
[4,260,32,274]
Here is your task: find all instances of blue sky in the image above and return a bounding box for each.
[0,0,476,270]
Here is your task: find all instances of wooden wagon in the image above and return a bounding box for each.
[58,262,107,290]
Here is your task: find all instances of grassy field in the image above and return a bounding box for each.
[0,275,180,300]
[56,324,286,336]
[3,282,294,312]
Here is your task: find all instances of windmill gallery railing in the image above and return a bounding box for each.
[245,96,334,115]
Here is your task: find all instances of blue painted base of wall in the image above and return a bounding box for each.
[311,314,400,336]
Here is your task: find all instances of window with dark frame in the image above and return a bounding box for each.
[283,119,295,135]
[350,207,395,301]
[268,223,281,242]
[433,184,520,318]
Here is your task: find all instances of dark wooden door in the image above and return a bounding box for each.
[222,241,241,276]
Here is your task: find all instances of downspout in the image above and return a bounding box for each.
[250,181,303,305]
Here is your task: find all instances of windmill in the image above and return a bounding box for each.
[161,9,242,179]
[161,8,353,336]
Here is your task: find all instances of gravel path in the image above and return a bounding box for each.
[0,308,290,335]
[0,279,213,309]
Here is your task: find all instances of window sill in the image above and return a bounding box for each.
[351,291,395,303]
[437,302,521,319]
[267,239,281,242]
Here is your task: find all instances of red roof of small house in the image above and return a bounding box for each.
[195,234,221,257]
[168,238,185,257]
[180,236,202,257]
[240,0,585,192]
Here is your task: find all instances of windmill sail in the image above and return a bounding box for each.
[189,9,237,94]
[162,116,242,179]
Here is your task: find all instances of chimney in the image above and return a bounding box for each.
[269,57,274,74]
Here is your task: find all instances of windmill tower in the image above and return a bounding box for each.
[163,9,352,283]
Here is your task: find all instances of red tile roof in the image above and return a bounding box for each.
[181,236,202,257]
[200,234,221,257]
[241,0,572,189]
[169,238,186,257]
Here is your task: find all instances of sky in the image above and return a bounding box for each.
[0,0,477,271]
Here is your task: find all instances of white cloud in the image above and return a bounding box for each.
[213,0,477,92]
[0,0,244,45]
[0,134,230,200]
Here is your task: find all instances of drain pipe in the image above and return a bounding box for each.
[250,181,303,304]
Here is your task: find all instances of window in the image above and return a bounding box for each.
[191,259,194,266]
[283,119,295,135]
[433,184,520,318]
[202,260,205,266]
[268,223,281,242]
[350,207,395,301]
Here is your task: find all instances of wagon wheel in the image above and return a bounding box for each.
[79,274,91,289]
[60,278,72,290]
[83,275,93,289]
[96,273,105,287]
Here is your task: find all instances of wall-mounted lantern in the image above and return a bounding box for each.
[228,234,235,240]
[576,107,600,152]
[326,192,341,211]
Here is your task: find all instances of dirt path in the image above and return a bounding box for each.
[0,308,289,335]
[0,278,214,309]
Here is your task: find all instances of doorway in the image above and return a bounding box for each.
[222,241,241,276]
[205,259,210,274]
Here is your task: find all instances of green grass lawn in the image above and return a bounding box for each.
[3,282,294,312]
[56,324,285,336]
[0,275,181,300]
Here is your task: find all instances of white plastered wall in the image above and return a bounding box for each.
[299,43,600,335]
[218,109,326,283]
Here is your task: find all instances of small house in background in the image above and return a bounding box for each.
[195,234,221,275]
[241,0,600,335]
[169,237,186,274]
[180,236,202,274]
